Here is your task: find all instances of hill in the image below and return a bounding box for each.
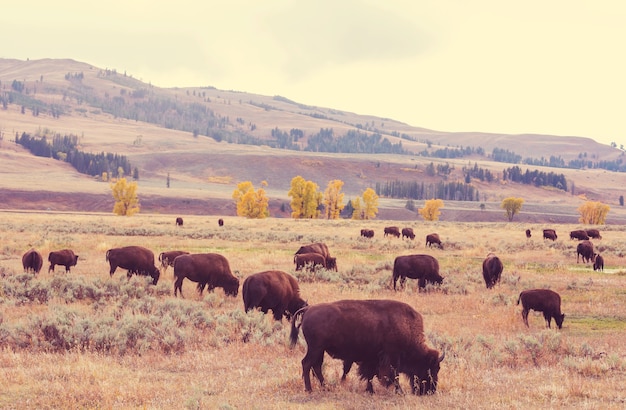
[1,58,626,223]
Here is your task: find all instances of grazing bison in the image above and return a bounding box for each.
[425,233,443,249]
[295,242,335,269]
[543,229,557,241]
[294,253,326,272]
[570,230,590,241]
[392,254,444,291]
[176,217,184,226]
[586,229,602,239]
[326,257,337,271]
[384,226,401,238]
[482,253,504,289]
[402,227,415,240]
[517,289,565,329]
[290,299,444,394]
[106,246,161,285]
[48,249,79,273]
[22,248,43,274]
[593,253,604,272]
[525,229,532,238]
[173,253,239,297]
[218,218,224,227]
[576,240,595,263]
[243,270,307,321]
[360,229,375,238]
[158,250,190,272]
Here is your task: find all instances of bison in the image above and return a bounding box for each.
[402,227,415,240]
[525,229,532,238]
[586,229,602,239]
[482,253,504,289]
[22,248,43,274]
[242,270,307,321]
[48,249,79,273]
[295,242,335,269]
[158,250,190,272]
[384,226,401,238]
[294,253,326,272]
[290,299,444,394]
[517,289,565,329]
[360,229,375,238]
[218,218,224,227]
[570,230,590,241]
[576,240,595,263]
[106,246,160,285]
[392,254,444,291]
[425,233,443,249]
[593,253,604,272]
[176,217,184,226]
[173,253,239,297]
[543,229,557,241]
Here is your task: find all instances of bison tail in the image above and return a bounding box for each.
[105,249,110,262]
[516,294,521,305]
[289,306,308,348]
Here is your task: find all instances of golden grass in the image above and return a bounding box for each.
[1,212,626,409]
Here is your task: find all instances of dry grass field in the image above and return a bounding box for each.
[1,211,625,409]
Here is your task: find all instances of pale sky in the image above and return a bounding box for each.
[2,1,624,146]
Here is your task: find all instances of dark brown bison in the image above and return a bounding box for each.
[360,229,374,238]
[593,253,604,272]
[173,253,239,297]
[517,289,565,329]
[243,270,307,321]
[402,227,415,240]
[482,253,504,289]
[576,240,595,263]
[294,242,335,269]
[22,248,43,274]
[290,299,444,394]
[570,230,590,241]
[425,233,443,249]
[326,257,337,271]
[294,253,326,272]
[392,254,443,291]
[158,250,190,272]
[543,229,557,241]
[48,249,79,273]
[525,229,532,238]
[586,229,602,239]
[384,226,401,238]
[175,217,184,226]
[218,218,224,227]
[106,246,160,285]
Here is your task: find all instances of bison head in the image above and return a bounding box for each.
[403,349,444,395]
[224,277,240,297]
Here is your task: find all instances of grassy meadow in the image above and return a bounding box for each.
[0,211,625,409]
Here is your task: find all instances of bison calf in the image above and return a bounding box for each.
[593,253,604,272]
[294,253,326,272]
[243,270,306,321]
[517,289,565,329]
[48,249,79,273]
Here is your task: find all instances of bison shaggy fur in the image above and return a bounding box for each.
[517,289,565,329]
[106,246,160,285]
[48,249,79,273]
[290,299,444,394]
[482,253,504,289]
[243,270,307,321]
[22,248,43,274]
[173,253,239,297]
[393,254,443,291]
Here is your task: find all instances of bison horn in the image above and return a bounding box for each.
[438,351,445,363]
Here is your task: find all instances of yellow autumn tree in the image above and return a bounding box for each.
[578,201,610,224]
[501,197,524,222]
[288,176,321,219]
[111,177,140,216]
[419,199,444,221]
[232,181,269,218]
[361,187,379,220]
[351,197,363,220]
[323,179,345,219]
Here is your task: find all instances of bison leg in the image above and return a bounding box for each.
[272,306,284,321]
[341,361,353,381]
[522,309,530,327]
[48,264,55,273]
[302,348,324,392]
[544,312,552,328]
[174,278,184,297]
[109,265,117,276]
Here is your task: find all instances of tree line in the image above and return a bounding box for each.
[502,166,567,191]
[375,180,479,201]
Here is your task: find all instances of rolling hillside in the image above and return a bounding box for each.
[1,58,625,223]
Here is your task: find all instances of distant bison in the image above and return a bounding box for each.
[295,242,335,269]
[218,218,224,227]
[290,299,444,394]
[525,229,532,238]
[22,248,43,274]
[543,229,557,241]
[517,289,565,329]
[243,270,307,321]
[360,229,374,238]
[158,250,190,272]
[570,230,589,241]
[294,253,326,272]
[175,217,184,226]
[48,249,79,273]
[593,253,604,272]
[392,254,444,291]
[482,253,504,289]
[384,226,401,238]
[425,233,443,249]
[402,227,415,240]
[106,245,160,285]
[173,253,239,297]
[576,240,595,263]
[586,229,602,239]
